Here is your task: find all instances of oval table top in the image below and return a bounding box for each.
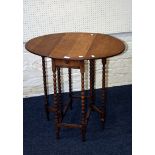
[25,32,125,60]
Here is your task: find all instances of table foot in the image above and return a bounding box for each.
[81,125,86,142]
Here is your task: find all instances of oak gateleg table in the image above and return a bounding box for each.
[25,32,125,141]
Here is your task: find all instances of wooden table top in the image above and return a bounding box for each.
[25,32,125,60]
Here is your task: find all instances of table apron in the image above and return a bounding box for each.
[53,59,84,69]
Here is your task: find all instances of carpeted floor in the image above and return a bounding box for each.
[23,85,132,155]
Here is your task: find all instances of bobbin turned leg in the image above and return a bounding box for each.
[57,67,63,121]
[42,56,50,121]
[52,60,60,139]
[100,58,106,124]
[89,60,95,108]
[68,68,73,109]
[80,64,86,141]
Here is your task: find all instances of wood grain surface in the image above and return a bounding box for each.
[25,32,125,60]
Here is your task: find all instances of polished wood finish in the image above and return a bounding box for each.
[41,56,50,120]
[25,32,125,141]
[25,32,125,60]
[52,61,60,139]
[57,123,82,129]
[68,68,72,109]
[80,67,86,141]
[54,59,83,69]
[57,67,63,117]
[101,59,106,123]
[89,60,95,106]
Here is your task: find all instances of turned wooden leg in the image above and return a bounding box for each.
[80,66,86,141]
[89,60,95,107]
[42,56,49,121]
[57,67,63,120]
[52,60,60,139]
[68,68,72,109]
[100,58,106,123]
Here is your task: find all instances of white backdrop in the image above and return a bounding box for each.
[23,0,132,97]
[24,0,131,42]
